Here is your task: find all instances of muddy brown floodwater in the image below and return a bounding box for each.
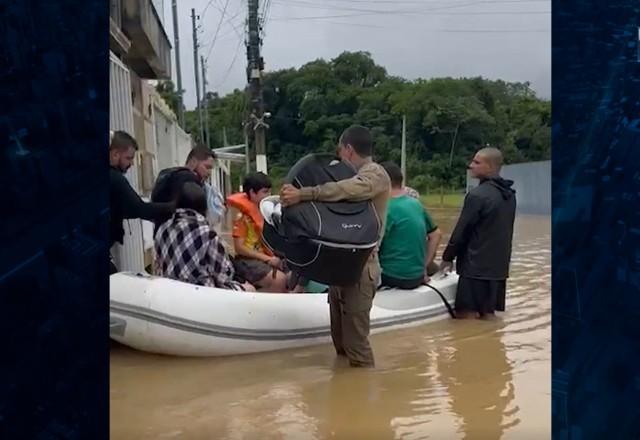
[110,209,551,439]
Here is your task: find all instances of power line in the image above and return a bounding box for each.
[191,8,204,141]
[271,12,547,21]
[206,0,246,29]
[214,34,245,88]
[274,19,549,32]
[201,15,244,47]
[269,2,551,21]
[197,0,246,100]
[205,20,244,92]
[271,9,550,19]
[291,0,548,3]
[270,0,549,30]
[274,0,549,14]
[323,20,387,28]
[204,0,231,62]
[272,18,549,31]
[261,0,273,35]
[260,0,269,20]
[436,28,549,32]
[281,0,549,4]
[201,6,244,39]
[268,0,551,22]
[201,0,218,18]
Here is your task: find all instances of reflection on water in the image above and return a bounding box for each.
[110,212,550,439]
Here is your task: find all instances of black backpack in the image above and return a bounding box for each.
[262,154,380,286]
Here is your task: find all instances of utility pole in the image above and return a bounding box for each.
[246,0,267,173]
[401,114,407,183]
[222,126,229,147]
[448,121,460,168]
[201,55,211,147]
[191,8,204,142]
[244,124,250,173]
[171,0,184,126]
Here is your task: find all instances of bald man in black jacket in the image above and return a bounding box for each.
[441,147,517,319]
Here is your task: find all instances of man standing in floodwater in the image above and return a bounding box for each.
[280,125,390,367]
[440,147,517,319]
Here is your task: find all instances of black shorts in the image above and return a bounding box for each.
[455,276,506,315]
[232,258,272,286]
[380,273,423,290]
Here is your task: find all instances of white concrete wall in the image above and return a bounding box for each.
[109,51,146,272]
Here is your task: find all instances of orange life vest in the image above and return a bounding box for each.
[226,192,264,235]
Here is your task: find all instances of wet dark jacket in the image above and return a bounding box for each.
[150,167,203,230]
[110,167,174,247]
[442,177,516,280]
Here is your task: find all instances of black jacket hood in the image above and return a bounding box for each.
[483,177,516,200]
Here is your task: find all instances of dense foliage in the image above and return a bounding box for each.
[157,51,550,190]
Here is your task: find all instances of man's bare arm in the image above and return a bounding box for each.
[426,227,443,267]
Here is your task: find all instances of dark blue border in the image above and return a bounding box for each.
[3,0,640,437]
[552,1,640,438]
[0,1,109,438]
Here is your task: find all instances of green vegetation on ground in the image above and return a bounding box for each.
[421,192,465,209]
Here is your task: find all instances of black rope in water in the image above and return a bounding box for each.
[423,282,457,319]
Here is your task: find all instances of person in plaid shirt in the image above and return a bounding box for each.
[155,182,255,291]
[403,186,420,199]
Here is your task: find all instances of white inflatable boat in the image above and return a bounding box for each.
[109,271,458,357]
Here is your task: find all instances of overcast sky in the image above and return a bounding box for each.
[156,0,551,110]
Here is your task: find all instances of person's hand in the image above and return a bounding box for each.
[439,260,454,274]
[166,200,178,212]
[280,184,302,207]
[242,282,256,292]
[423,273,431,284]
[267,256,282,269]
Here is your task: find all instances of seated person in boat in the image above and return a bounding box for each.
[227,172,289,293]
[379,162,443,290]
[151,145,223,231]
[398,184,439,275]
[403,185,420,199]
[154,182,255,291]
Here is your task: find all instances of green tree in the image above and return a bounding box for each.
[177,52,550,187]
[155,80,182,118]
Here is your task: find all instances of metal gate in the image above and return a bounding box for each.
[109,51,146,273]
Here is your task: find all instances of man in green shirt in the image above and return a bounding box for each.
[379,162,443,289]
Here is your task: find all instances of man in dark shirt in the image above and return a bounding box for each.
[109,131,174,273]
[150,145,217,230]
[440,147,517,319]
